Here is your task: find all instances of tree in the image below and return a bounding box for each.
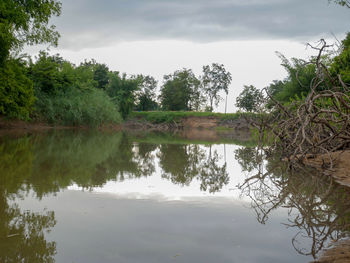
[0,0,61,64]
[107,72,139,119]
[235,85,263,112]
[201,63,232,112]
[159,69,202,111]
[330,32,350,86]
[134,75,158,111]
[0,58,35,119]
[265,52,320,105]
[93,63,109,90]
[28,51,75,94]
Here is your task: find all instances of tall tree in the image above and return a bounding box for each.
[0,0,61,64]
[201,63,232,112]
[107,72,139,119]
[159,69,201,111]
[134,75,158,111]
[93,63,109,90]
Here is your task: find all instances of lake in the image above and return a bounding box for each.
[1,130,349,263]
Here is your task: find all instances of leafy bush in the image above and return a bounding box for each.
[34,88,121,126]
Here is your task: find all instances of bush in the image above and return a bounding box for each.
[34,88,122,126]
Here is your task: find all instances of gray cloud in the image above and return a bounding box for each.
[53,0,350,49]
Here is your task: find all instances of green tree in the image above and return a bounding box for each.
[0,58,34,119]
[0,0,61,64]
[235,85,263,112]
[28,51,75,94]
[330,32,350,86]
[159,69,202,111]
[107,72,139,119]
[265,53,319,105]
[201,63,232,112]
[93,63,109,90]
[134,75,158,111]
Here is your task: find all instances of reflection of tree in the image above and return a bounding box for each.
[0,191,56,263]
[0,131,158,197]
[0,131,230,197]
[158,144,229,193]
[199,150,229,193]
[100,134,157,182]
[235,146,350,259]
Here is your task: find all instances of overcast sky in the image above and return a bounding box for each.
[28,0,350,112]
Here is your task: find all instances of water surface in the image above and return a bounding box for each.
[1,130,349,263]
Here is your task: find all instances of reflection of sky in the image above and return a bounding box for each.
[68,144,258,201]
[17,190,310,263]
[14,142,313,263]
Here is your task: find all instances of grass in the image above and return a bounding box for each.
[129,111,259,124]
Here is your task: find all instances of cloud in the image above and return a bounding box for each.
[54,0,350,49]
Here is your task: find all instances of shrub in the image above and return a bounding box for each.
[34,88,121,126]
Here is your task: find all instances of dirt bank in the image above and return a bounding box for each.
[303,151,350,187]
[0,117,122,137]
[313,239,350,263]
[123,115,251,131]
[0,117,68,137]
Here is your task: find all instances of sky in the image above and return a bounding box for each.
[27,0,350,112]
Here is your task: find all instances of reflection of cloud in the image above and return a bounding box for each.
[56,0,350,49]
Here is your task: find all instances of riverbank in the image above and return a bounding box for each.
[0,112,254,135]
[125,111,254,131]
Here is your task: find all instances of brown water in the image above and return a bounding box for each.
[1,130,349,263]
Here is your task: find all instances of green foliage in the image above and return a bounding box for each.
[74,60,98,90]
[330,32,350,85]
[134,75,158,111]
[235,85,263,112]
[29,51,75,94]
[265,53,319,106]
[159,69,202,111]
[328,0,350,8]
[107,72,139,119]
[130,111,258,124]
[202,63,232,111]
[93,63,109,90]
[0,59,34,119]
[34,88,122,126]
[0,0,61,64]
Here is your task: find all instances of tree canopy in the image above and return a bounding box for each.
[202,63,232,112]
[159,69,202,111]
[235,85,263,112]
[0,0,61,64]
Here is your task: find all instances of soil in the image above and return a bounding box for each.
[123,116,251,131]
[302,151,350,187]
[0,117,122,137]
[0,117,68,137]
[313,239,350,263]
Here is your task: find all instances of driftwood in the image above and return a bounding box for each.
[249,40,350,169]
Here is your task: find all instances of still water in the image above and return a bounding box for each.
[1,131,349,263]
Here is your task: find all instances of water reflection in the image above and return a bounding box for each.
[0,191,56,262]
[235,145,350,259]
[158,144,228,193]
[0,131,349,262]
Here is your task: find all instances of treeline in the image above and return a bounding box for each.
[0,51,233,125]
[0,0,233,126]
